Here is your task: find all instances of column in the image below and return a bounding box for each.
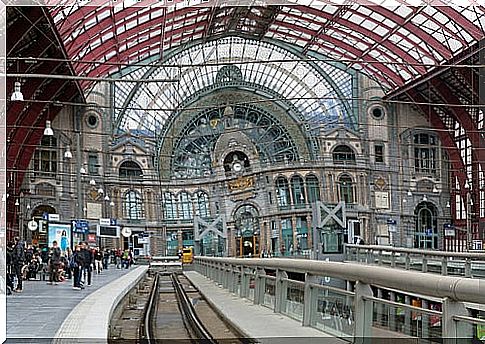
[306,214,312,251]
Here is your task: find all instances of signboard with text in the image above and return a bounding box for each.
[97,225,120,238]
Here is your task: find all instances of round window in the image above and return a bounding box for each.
[369,105,385,120]
[87,114,98,128]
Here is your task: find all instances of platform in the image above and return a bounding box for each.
[184,270,347,344]
[6,266,142,343]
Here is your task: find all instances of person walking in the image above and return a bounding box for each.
[102,249,110,270]
[11,237,25,293]
[48,241,61,285]
[80,242,92,286]
[94,248,102,274]
[70,245,83,290]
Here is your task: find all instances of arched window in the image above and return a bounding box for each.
[306,175,320,203]
[178,192,193,220]
[333,145,356,164]
[414,133,437,174]
[339,175,354,203]
[414,202,438,249]
[124,190,143,219]
[163,192,177,220]
[33,136,57,176]
[291,175,306,208]
[119,161,143,178]
[275,177,291,210]
[196,191,210,218]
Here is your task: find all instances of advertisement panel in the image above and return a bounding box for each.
[48,223,72,252]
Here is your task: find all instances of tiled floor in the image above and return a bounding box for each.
[6,266,133,341]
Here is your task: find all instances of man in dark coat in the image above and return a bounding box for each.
[80,242,92,286]
[48,241,61,285]
[11,237,25,292]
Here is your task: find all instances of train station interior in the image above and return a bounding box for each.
[5,4,485,258]
[4,2,485,343]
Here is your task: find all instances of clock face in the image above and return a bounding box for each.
[233,162,242,172]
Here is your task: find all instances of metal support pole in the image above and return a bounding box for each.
[254,268,266,305]
[464,258,471,278]
[389,291,396,331]
[405,253,410,270]
[422,255,428,273]
[404,295,411,336]
[240,268,249,298]
[275,269,288,314]
[421,299,429,339]
[442,298,472,340]
[354,281,373,344]
[376,288,384,326]
[303,274,319,327]
[441,257,448,276]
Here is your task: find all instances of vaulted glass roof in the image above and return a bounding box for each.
[113,36,354,134]
[49,3,485,90]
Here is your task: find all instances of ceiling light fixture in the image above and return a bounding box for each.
[11,81,24,101]
[64,145,72,159]
[44,120,54,136]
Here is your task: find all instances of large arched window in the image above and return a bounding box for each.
[306,175,321,203]
[196,191,210,218]
[414,133,437,175]
[275,177,291,210]
[119,161,143,179]
[124,190,143,220]
[291,175,306,208]
[162,192,177,220]
[339,175,354,203]
[414,202,438,249]
[178,192,193,220]
[333,145,356,164]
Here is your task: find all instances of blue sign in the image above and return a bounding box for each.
[387,219,397,225]
[444,223,453,229]
[43,212,49,220]
[72,219,89,233]
[110,218,117,226]
[425,228,433,236]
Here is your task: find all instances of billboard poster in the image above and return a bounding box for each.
[48,223,72,252]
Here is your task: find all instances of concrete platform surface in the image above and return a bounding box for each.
[54,265,148,342]
[184,271,347,344]
[6,266,140,343]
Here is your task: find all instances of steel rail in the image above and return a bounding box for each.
[171,274,217,344]
[140,272,159,344]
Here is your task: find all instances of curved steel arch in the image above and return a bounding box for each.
[49,4,485,90]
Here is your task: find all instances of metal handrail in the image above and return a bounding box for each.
[452,315,485,325]
[363,296,442,316]
[195,257,485,304]
[345,244,485,259]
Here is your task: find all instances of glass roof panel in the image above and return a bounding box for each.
[114,36,354,134]
[50,4,484,91]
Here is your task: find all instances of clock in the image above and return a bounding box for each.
[233,162,243,172]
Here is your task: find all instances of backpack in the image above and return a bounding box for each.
[68,254,78,269]
[13,242,25,263]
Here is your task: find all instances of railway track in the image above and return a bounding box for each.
[140,272,250,344]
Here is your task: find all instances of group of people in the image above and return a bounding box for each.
[6,237,136,293]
